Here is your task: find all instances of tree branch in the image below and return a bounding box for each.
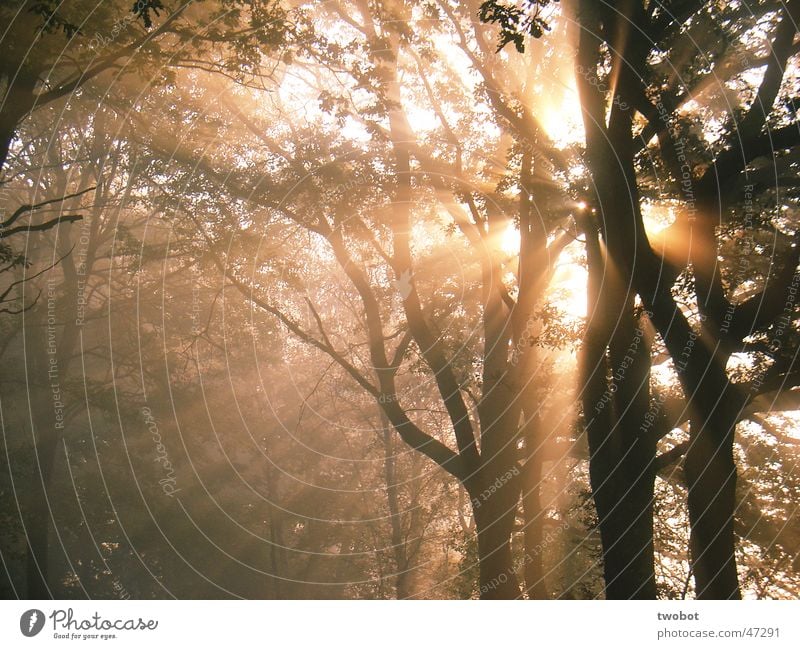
[0,214,82,239]
[0,186,95,229]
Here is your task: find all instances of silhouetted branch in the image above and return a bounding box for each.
[0,214,82,239]
[0,185,95,229]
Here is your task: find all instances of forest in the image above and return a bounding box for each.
[0,0,799,600]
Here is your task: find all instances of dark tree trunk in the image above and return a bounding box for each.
[586,334,658,599]
[639,287,742,599]
[382,424,414,599]
[0,120,14,173]
[580,218,657,599]
[471,482,520,600]
[469,417,522,600]
[520,418,547,599]
[683,387,741,599]
[574,0,742,599]
[0,78,35,173]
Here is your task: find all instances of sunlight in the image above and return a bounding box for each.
[540,106,584,148]
[500,222,521,257]
[5,0,799,609]
[642,199,695,270]
[551,242,587,319]
[498,223,586,319]
[537,78,583,148]
[641,200,676,235]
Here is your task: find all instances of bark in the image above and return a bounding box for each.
[0,77,35,173]
[520,416,547,599]
[382,424,414,599]
[378,25,522,597]
[574,0,747,599]
[683,408,740,599]
[471,478,521,599]
[580,217,657,599]
[264,445,288,599]
[511,150,560,599]
[0,115,16,173]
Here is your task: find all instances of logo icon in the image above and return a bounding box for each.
[20,609,45,637]
[392,269,413,300]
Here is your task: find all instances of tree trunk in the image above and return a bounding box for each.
[520,420,547,599]
[574,0,742,598]
[580,218,657,599]
[0,79,35,173]
[683,384,741,599]
[382,423,414,599]
[471,482,520,599]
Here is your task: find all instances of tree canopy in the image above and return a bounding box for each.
[1,0,799,601]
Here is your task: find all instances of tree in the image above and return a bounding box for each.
[0,0,287,170]
[3,0,798,602]
[119,0,588,597]
[0,0,289,598]
[482,0,800,600]
[569,0,800,599]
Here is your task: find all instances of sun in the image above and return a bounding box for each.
[497,221,586,320]
[500,222,521,257]
[539,101,584,148]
